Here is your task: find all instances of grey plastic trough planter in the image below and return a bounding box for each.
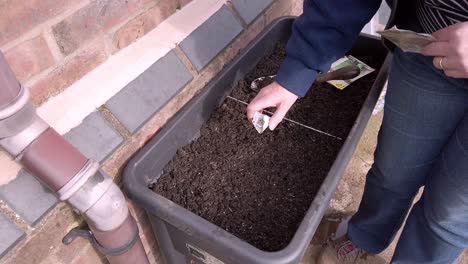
[123,17,391,264]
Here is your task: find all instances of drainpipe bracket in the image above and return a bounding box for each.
[63,223,140,256]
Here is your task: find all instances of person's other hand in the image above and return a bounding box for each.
[246,81,298,130]
[422,21,468,78]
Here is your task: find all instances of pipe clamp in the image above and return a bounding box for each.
[63,222,140,256]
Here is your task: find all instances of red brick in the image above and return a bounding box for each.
[147,250,159,264]
[53,0,156,55]
[55,232,89,264]
[37,255,63,264]
[71,245,107,264]
[112,1,178,50]
[0,0,84,46]
[2,205,83,264]
[128,202,145,219]
[266,0,293,24]
[136,213,156,254]
[292,0,304,15]
[147,241,163,264]
[4,35,55,82]
[30,40,108,106]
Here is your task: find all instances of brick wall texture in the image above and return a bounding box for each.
[1,0,183,106]
[0,0,303,263]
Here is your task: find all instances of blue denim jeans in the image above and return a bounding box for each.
[347,48,468,264]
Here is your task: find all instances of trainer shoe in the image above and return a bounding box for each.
[316,235,367,264]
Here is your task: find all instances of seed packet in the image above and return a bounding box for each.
[327,56,375,90]
[252,111,270,133]
[378,26,435,53]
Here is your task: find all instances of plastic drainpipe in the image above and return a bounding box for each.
[0,53,149,264]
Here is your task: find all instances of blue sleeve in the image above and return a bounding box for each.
[276,0,382,97]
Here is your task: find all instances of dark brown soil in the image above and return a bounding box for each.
[151,44,382,251]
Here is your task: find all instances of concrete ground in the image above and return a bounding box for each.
[300,111,468,264]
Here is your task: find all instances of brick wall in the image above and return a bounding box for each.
[0,1,303,263]
[1,0,182,106]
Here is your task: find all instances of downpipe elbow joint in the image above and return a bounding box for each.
[58,161,129,232]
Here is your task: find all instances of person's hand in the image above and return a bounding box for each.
[246,81,298,130]
[421,21,468,78]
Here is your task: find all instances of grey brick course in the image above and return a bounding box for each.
[0,213,24,258]
[179,5,243,71]
[106,51,192,133]
[0,170,57,226]
[65,111,123,162]
[230,0,274,24]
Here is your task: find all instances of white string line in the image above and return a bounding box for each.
[226,96,343,141]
